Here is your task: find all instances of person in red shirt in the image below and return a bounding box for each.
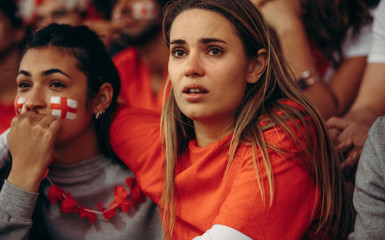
[0,0,25,134]
[17,0,116,48]
[111,0,170,112]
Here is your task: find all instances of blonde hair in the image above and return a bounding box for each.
[161,0,353,239]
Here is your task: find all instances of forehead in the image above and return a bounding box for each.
[20,47,80,72]
[170,8,238,42]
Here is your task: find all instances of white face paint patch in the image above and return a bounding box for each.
[50,96,78,120]
[14,96,26,114]
[132,2,156,20]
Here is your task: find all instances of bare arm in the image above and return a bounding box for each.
[253,0,340,119]
[328,56,367,116]
[327,63,385,168]
[347,63,385,120]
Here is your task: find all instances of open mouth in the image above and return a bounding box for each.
[183,88,208,94]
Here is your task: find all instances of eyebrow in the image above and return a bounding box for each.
[18,69,71,78]
[43,69,71,78]
[170,38,227,45]
[18,70,30,77]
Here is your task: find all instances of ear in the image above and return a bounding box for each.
[92,83,114,114]
[247,48,268,84]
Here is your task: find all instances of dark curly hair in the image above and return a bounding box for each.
[301,0,380,68]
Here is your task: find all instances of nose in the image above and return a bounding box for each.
[24,87,47,113]
[184,52,204,77]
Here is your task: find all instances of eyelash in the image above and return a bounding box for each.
[50,81,66,89]
[171,47,186,58]
[207,47,224,56]
[17,81,31,90]
[171,46,224,58]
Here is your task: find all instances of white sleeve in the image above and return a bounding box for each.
[192,224,253,240]
[0,129,10,170]
[343,22,373,59]
[368,0,385,63]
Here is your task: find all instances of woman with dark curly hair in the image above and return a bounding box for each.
[253,0,380,120]
[0,24,161,240]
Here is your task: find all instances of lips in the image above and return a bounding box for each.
[182,85,208,102]
[183,86,208,94]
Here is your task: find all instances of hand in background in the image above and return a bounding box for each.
[7,112,61,192]
[327,116,371,169]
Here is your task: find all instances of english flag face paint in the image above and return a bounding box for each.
[14,96,26,115]
[50,96,78,120]
[133,2,156,20]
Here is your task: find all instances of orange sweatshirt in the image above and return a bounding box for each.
[110,101,322,239]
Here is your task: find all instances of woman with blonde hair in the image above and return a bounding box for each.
[110,0,352,239]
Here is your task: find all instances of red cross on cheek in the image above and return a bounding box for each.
[50,96,78,120]
[14,96,26,115]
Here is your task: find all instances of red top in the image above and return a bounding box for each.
[110,100,323,239]
[0,101,15,134]
[113,47,168,113]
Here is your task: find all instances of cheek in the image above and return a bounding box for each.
[55,104,93,142]
[218,73,248,105]
[14,96,26,115]
[168,61,183,86]
[50,96,79,120]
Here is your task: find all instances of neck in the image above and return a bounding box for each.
[53,123,100,165]
[193,118,234,147]
[0,48,20,102]
[276,0,302,16]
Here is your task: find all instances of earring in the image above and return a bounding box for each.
[95,110,105,120]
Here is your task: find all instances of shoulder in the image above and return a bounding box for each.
[260,99,313,137]
[368,116,385,138]
[110,105,161,135]
[364,116,385,155]
[109,105,161,156]
[256,99,316,157]
[276,99,306,110]
[363,116,385,159]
